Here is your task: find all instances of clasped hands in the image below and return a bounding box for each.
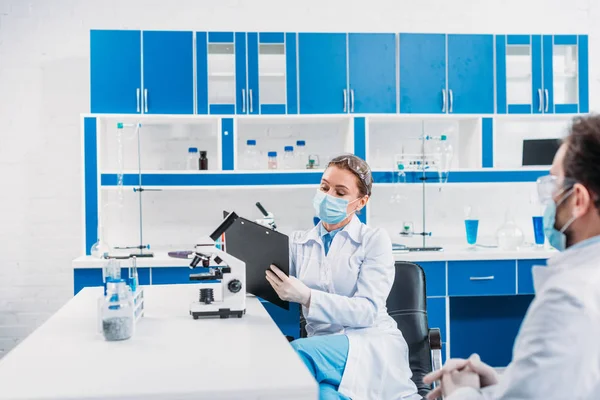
[265,264,311,307]
[423,354,499,399]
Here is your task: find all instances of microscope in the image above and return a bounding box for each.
[189,212,246,319]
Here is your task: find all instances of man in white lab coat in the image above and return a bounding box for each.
[423,114,600,400]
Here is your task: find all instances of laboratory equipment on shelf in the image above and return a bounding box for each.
[464,206,479,247]
[187,147,199,170]
[255,202,277,230]
[283,146,295,169]
[101,279,134,341]
[295,140,307,168]
[188,212,246,319]
[307,154,320,169]
[532,216,545,246]
[267,151,278,170]
[91,225,111,258]
[244,139,260,170]
[199,151,208,170]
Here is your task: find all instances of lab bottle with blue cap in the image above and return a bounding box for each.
[283,146,295,169]
[244,139,260,170]
[296,140,306,168]
[268,151,278,170]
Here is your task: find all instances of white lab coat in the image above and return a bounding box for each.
[290,215,420,400]
[448,237,600,400]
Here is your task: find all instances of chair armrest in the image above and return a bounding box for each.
[428,328,442,350]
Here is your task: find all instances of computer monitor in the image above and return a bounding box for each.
[522,139,561,166]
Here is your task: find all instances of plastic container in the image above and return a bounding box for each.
[101,279,134,341]
[103,259,121,295]
[267,151,278,170]
[296,140,306,169]
[283,146,295,169]
[244,140,260,170]
[199,151,208,170]
[187,147,199,170]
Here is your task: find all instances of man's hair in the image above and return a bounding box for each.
[564,114,600,213]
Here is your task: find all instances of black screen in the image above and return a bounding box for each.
[522,139,561,166]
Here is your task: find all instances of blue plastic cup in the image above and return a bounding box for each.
[464,219,479,246]
[532,216,545,246]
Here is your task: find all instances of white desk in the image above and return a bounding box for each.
[0,285,318,400]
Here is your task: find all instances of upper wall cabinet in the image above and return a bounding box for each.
[90,30,194,114]
[348,33,397,114]
[399,33,494,114]
[143,31,194,114]
[197,32,298,115]
[90,30,194,115]
[298,33,397,114]
[496,34,589,114]
[90,30,142,114]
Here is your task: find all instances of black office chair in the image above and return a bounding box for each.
[291,261,442,398]
[388,261,442,398]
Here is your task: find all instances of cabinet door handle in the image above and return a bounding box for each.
[249,89,253,113]
[544,89,549,113]
[469,276,495,281]
[343,89,347,112]
[136,88,140,112]
[242,89,246,113]
[442,89,447,112]
[538,89,543,112]
[449,89,453,113]
[144,89,148,113]
[350,89,355,113]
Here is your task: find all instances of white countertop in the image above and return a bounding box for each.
[73,245,556,269]
[0,285,318,400]
[391,243,556,262]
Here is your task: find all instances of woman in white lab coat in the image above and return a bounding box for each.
[266,155,420,400]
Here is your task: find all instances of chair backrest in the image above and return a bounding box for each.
[387,261,432,398]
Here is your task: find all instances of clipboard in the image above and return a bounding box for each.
[223,211,290,310]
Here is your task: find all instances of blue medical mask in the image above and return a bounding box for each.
[313,190,360,225]
[543,188,577,251]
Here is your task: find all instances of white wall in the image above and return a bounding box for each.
[0,0,598,358]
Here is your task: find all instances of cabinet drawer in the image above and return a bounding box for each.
[517,259,547,294]
[418,261,446,297]
[448,260,516,296]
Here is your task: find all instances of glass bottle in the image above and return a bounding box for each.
[245,139,259,170]
[101,279,134,341]
[283,146,295,169]
[199,151,208,170]
[267,152,278,170]
[187,147,199,170]
[295,140,306,169]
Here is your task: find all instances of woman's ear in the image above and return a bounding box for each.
[357,195,370,211]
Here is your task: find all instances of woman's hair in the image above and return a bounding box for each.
[327,154,373,197]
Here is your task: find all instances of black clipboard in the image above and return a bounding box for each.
[223,211,290,310]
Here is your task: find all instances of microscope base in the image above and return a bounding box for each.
[190,308,245,320]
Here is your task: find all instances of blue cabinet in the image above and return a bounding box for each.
[202,32,296,115]
[246,32,298,115]
[496,34,589,114]
[447,34,494,114]
[399,33,447,114]
[91,30,193,114]
[348,33,397,113]
[299,33,348,114]
[399,34,494,114]
[142,31,194,114]
[90,30,142,114]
